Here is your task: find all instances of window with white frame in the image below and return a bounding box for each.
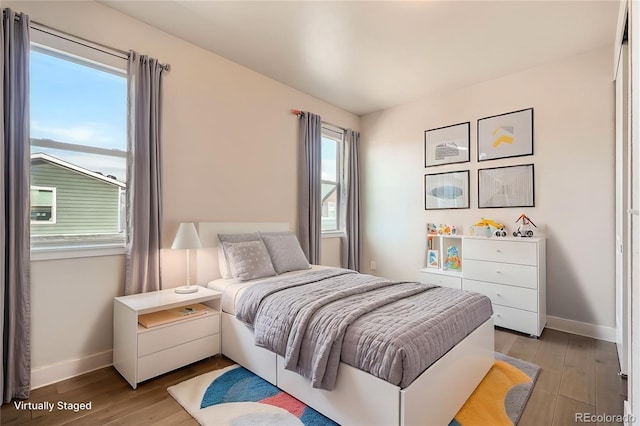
[30,186,56,224]
[321,125,344,233]
[30,33,127,249]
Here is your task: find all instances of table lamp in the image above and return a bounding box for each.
[171,222,203,294]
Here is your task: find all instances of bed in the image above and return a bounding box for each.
[196,222,494,426]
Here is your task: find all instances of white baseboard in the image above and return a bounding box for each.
[31,350,113,390]
[546,315,616,342]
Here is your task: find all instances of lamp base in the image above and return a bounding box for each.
[174,285,198,294]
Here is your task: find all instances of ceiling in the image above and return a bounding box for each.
[99,1,621,116]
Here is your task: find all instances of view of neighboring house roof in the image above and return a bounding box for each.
[31,152,126,188]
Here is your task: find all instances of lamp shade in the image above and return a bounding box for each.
[171,223,203,250]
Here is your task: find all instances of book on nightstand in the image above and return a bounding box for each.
[138,303,210,328]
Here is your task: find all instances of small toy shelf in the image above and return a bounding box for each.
[426,234,463,274]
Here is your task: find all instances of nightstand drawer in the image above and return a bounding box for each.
[464,279,537,312]
[137,334,220,382]
[492,305,538,336]
[464,259,537,289]
[464,239,537,265]
[138,312,219,357]
[417,271,462,289]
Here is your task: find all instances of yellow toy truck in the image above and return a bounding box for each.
[471,218,507,237]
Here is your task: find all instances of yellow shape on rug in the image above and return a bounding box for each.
[455,360,531,426]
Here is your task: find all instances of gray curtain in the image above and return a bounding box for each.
[1,8,31,403]
[297,112,322,264]
[341,129,361,271]
[125,52,164,295]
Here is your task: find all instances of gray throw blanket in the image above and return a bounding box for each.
[236,268,492,391]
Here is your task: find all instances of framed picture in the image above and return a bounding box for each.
[477,108,533,161]
[427,250,439,268]
[424,170,470,210]
[424,122,470,167]
[478,164,534,208]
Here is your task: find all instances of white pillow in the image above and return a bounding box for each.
[217,246,231,279]
[222,240,276,281]
[217,233,260,279]
[259,232,310,274]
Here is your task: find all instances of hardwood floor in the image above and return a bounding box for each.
[1,328,627,425]
[497,328,627,426]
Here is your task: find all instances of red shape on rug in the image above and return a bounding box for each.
[260,392,306,418]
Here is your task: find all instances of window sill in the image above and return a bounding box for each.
[31,244,125,261]
[322,231,345,239]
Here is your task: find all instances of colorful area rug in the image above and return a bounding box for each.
[167,353,539,426]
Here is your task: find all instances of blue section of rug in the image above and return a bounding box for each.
[201,367,338,425]
[201,367,279,407]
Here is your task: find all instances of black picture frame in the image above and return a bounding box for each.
[424,122,470,167]
[424,170,470,210]
[477,108,533,162]
[478,164,535,208]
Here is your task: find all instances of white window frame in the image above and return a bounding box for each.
[30,186,57,225]
[29,29,128,257]
[321,124,344,234]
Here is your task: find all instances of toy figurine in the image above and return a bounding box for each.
[514,214,537,237]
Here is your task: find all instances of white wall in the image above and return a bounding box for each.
[321,236,342,267]
[361,46,616,329]
[30,255,123,367]
[8,0,359,381]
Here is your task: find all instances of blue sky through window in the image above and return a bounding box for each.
[30,50,127,180]
[321,137,337,181]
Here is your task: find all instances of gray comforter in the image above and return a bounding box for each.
[236,268,492,391]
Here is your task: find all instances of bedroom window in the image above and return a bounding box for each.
[321,125,344,233]
[29,35,127,252]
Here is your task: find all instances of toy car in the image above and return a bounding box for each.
[514,214,536,237]
[472,218,507,237]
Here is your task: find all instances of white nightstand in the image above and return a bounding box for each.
[113,286,222,388]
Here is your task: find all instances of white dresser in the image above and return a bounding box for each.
[418,236,546,337]
[463,236,546,337]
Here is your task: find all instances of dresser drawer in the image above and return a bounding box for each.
[464,259,538,289]
[138,312,220,357]
[417,271,462,289]
[464,239,537,265]
[137,334,220,382]
[464,279,538,312]
[492,305,539,336]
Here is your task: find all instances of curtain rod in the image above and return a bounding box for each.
[291,109,347,132]
[12,13,170,71]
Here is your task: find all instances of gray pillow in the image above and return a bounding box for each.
[217,233,260,279]
[259,232,310,274]
[222,240,276,281]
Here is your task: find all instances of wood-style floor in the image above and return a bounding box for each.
[1,328,627,426]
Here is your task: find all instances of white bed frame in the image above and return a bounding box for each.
[197,222,494,426]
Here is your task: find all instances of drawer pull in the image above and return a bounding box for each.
[495,292,501,296]
[496,249,502,253]
[495,270,502,274]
